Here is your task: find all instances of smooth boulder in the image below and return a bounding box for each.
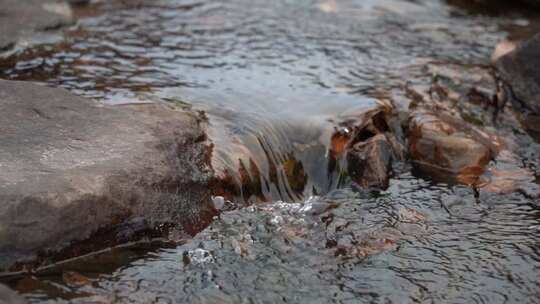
[0,80,213,272]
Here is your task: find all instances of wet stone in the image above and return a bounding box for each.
[399,61,540,194]
[477,164,540,199]
[0,80,214,272]
[398,61,539,194]
[496,33,540,135]
[407,110,492,182]
[347,134,394,189]
[328,107,406,190]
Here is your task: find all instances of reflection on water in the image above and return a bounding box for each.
[1,0,539,302]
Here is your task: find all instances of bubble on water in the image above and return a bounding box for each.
[269,215,284,225]
[185,248,215,266]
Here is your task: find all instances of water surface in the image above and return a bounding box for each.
[0,0,523,201]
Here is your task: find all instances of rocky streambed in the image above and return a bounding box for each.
[0,0,539,303]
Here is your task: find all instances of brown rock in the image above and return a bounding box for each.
[408,110,492,182]
[342,109,405,189]
[347,134,394,189]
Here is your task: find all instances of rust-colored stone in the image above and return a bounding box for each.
[408,110,492,182]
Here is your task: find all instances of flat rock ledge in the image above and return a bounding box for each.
[0,80,214,272]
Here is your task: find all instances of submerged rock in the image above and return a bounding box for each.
[0,0,74,51]
[0,80,214,272]
[475,150,540,199]
[477,167,540,199]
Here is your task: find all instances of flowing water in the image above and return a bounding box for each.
[1,0,539,302]
[0,0,528,201]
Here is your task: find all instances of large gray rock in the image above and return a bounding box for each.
[0,0,73,51]
[497,33,540,114]
[0,80,214,272]
[496,33,540,135]
[0,283,27,304]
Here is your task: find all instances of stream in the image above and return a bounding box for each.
[1,0,539,303]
